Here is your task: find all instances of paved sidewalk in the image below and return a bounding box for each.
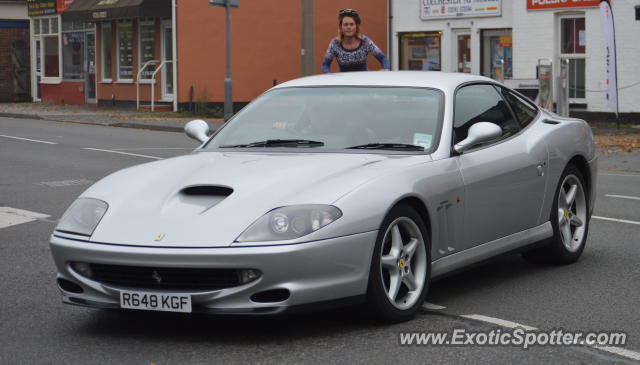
[0,102,224,133]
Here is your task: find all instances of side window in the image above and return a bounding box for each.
[453,84,520,146]
[501,89,538,128]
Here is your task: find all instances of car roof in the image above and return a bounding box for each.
[272,71,496,93]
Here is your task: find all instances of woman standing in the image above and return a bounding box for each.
[321,9,390,73]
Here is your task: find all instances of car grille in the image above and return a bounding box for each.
[85,263,242,291]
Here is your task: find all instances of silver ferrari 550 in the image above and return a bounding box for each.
[50,71,597,322]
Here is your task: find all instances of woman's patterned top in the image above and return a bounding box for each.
[321,35,391,73]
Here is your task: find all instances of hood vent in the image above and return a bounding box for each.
[163,185,234,215]
[182,185,233,197]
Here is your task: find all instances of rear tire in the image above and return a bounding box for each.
[366,204,430,323]
[522,164,589,265]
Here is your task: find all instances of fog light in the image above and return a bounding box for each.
[239,269,261,284]
[71,262,93,278]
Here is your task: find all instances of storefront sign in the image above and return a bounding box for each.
[57,0,74,14]
[421,0,501,20]
[28,0,57,16]
[527,0,602,11]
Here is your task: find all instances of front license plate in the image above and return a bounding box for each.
[120,290,192,313]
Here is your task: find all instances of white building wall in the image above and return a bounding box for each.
[0,2,28,20]
[392,0,640,114]
[392,0,514,74]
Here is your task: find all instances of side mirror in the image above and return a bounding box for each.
[454,122,502,153]
[184,119,210,143]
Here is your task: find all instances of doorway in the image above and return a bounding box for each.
[453,30,471,73]
[85,31,96,103]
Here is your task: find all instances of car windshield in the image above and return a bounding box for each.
[205,87,443,152]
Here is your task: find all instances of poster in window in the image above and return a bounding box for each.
[140,23,156,78]
[119,25,133,78]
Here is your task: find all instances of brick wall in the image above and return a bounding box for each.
[0,25,30,102]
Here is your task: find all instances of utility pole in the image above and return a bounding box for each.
[209,0,238,121]
[301,0,315,76]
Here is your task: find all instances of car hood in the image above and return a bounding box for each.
[84,151,428,247]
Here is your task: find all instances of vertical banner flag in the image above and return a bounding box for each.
[599,0,618,116]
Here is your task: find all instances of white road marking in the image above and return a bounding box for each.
[422,302,446,310]
[594,345,640,361]
[0,207,50,229]
[592,216,640,226]
[460,314,538,331]
[460,313,640,361]
[605,194,640,201]
[83,148,163,160]
[0,134,57,145]
[599,173,640,177]
[112,147,192,151]
[40,179,93,187]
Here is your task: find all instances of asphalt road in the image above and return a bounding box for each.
[1,117,639,364]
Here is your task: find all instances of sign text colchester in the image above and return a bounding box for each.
[421,0,501,20]
[527,0,602,10]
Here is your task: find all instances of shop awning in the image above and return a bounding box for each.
[61,0,171,21]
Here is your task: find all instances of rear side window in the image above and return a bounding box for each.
[501,89,538,128]
[453,84,520,146]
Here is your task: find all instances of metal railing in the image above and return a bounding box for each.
[136,60,172,111]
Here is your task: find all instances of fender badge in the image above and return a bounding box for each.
[154,233,166,241]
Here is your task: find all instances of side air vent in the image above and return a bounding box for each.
[182,185,233,196]
[543,119,560,125]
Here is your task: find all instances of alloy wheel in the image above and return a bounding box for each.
[379,217,427,310]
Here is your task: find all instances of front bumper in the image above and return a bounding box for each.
[50,231,377,314]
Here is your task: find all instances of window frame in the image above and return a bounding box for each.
[558,14,587,104]
[451,82,523,155]
[116,20,134,83]
[36,16,62,84]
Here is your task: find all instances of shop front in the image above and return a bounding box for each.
[28,0,172,106]
[393,0,512,82]
[393,1,640,118]
[61,0,173,108]
[28,0,95,104]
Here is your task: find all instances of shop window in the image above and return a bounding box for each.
[62,32,84,80]
[43,36,59,78]
[102,23,112,81]
[481,29,512,81]
[399,32,441,71]
[35,17,61,80]
[117,21,133,81]
[138,19,156,81]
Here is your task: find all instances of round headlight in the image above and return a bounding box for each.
[236,205,342,242]
[271,213,289,233]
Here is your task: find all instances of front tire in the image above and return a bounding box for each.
[522,164,589,265]
[366,204,430,323]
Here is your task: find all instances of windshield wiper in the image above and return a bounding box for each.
[220,139,325,148]
[346,143,425,151]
